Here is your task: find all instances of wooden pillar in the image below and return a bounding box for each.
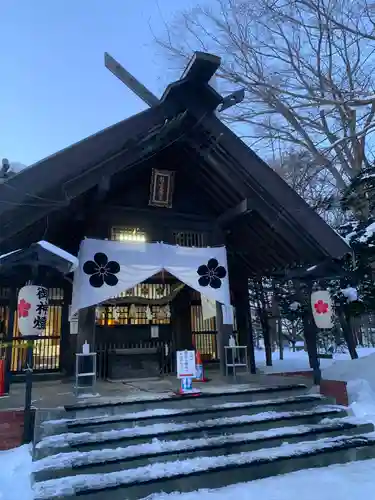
[60,283,72,376]
[171,287,192,350]
[231,271,256,374]
[4,288,17,393]
[216,302,233,376]
[210,225,234,376]
[76,306,96,385]
[77,306,96,352]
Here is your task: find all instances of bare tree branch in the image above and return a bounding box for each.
[155,0,375,202]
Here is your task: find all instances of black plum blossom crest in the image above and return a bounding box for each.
[197,258,227,289]
[83,252,120,288]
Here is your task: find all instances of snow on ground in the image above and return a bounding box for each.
[3,347,375,499]
[0,445,33,500]
[255,346,375,374]
[145,459,375,500]
[322,352,375,387]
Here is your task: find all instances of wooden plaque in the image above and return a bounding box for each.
[149,169,175,208]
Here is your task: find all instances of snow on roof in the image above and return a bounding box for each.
[0,249,22,260]
[306,265,317,272]
[36,241,78,271]
[358,222,375,243]
[333,227,354,247]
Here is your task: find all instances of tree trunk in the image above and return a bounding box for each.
[256,283,272,366]
[278,319,284,360]
[338,307,359,359]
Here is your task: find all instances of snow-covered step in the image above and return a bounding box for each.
[55,394,331,433]
[33,420,373,483]
[32,432,375,500]
[34,405,346,459]
[63,383,309,418]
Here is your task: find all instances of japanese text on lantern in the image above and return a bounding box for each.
[34,287,48,330]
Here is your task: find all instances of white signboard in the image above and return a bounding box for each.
[176,350,196,379]
[150,325,159,338]
[17,285,49,337]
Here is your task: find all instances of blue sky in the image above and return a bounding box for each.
[0,0,198,166]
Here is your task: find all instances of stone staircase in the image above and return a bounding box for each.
[31,383,375,499]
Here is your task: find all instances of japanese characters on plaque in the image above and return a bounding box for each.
[176,350,196,379]
[149,168,175,208]
[17,285,49,337]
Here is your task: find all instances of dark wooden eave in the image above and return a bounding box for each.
[196,113,350,262]
[0,51,351,274]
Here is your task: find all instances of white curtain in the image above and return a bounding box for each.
[71,238,231,315]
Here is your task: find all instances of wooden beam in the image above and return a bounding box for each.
[181,52,221,84]
[95,176,111,202]
[217,199,252,226]
[105,52,160,107]
[0,105,170,244]
[104,205,215,223]
[197,113,351,260]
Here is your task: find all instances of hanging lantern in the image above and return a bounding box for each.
[165,304,171,319]
[113,307,120,321]
[17,285,49,337]
[156,307,167,320]
[145,306,153,321]
[311,290,334,329]
[128,304,137,319]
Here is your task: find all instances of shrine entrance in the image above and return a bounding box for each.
[72,238,234,379]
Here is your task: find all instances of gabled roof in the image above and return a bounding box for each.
[0,52,350,274]
[0,240,77,279]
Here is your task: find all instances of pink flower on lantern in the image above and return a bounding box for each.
[18,299,31,318]
[314,300,329,315]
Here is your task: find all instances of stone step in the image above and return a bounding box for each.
[55,394,331,434]
[63,383,309,418]
[33,420,373,482]
[32,433,375,499]
[34,406,346,459]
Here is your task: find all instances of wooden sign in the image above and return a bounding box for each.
[149,169,175,208]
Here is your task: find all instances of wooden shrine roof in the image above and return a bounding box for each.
[0,52,350,275]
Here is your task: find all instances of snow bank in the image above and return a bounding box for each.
[346,379,375,424]
[144,458,375,500]
[256,347,375,375]
[322,352,375,389]
[0,444,33,500]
